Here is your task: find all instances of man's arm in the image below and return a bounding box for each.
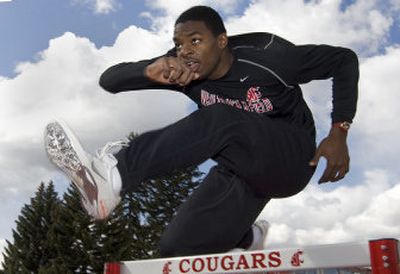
[310,122,350,183]
[100,32,292,93]
[99,41,200,94]
[291,45,359,124]
[280,44,359,183]
[99,59,162,93]
[99,56,200,94]
[228,32,294,50]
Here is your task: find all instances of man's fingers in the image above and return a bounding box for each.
[161,63,171,80]
[181,71,200,86]
[164,58,181,81]
[318,163,335,183]
[176,68,193,86]
[147,57,197,85]
[320,160,349,183]
[170,66,198,86]
[319,160,342,183]
[331,162,349,182]
[159,57,199,86]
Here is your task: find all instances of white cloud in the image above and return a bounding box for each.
[145,0,243,17]
[142,0,394,53]
[0,25,193,267]
[0,29,192,234]
[94,0,117,14]
[73,0,118,14]
[350,46,400,171]
[225,0,392,54]
[357,47,400,133]
[389,0,400,10]
[262,169,400,247]
[142,0,244,33]
[0,0,12,2]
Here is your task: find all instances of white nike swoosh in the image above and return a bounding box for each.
[240,76,249,82]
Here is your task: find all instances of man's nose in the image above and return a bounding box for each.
[180,44,193,57]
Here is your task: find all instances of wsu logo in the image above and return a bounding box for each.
[162,261,172,274]
[291,250,304,267]
[246,86,262,103]
[200,87,273,114]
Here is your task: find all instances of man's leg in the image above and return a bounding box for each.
[158,165,270,257]
[115,104,253,191]
[45,104,315,220]
[115,104,316,196]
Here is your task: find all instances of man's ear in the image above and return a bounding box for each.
[217,33,229,49]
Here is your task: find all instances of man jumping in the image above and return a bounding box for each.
[44,6,358,257]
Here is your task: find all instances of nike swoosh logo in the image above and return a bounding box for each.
[240,76,249,82]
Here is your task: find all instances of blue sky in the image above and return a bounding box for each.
[1,0,400,266]
[1,0,399,77]
[0,0,150,77]
[0,0,251,77]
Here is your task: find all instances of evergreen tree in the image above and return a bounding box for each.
[2,158,203,273]
[85,165,203,272]
[84,166,202,272]
[1,182,60,273]
[87,202,133,273]
[47,184,95,273]
[37,258,72,274]
[122,166,203,259]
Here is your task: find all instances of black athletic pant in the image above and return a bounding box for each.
[115,104,316,256]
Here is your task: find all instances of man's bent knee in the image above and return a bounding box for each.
[159,232,230,257]
[159,234,191,257]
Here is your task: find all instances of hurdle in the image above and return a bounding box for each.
[104,238,399,274]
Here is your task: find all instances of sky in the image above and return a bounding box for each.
[1,0,400,266]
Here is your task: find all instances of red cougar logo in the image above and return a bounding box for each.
[162,261,172,274]
[291,250,304,267]
[246,86,261,103]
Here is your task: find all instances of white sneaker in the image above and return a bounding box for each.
[247,220,270,251]
[229,220,270,253]
[44,120,127,220]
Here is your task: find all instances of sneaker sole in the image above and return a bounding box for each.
[44,120,99,217]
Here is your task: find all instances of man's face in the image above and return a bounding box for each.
[173,20,227,80]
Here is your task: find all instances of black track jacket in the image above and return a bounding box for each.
[99,32,359,131]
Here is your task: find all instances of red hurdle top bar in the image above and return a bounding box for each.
[105,238,400,274]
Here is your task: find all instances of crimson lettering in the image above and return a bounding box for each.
[235,254,250,270]
[251,253,267,268]
[268,251,282,267]
[178,250,282,273]
[206,257,218,272]
[192,258,205,273]
[221,255,235,271]
[216,95,225,103]
[179,259,190,273]
[201,89,216,106]
[200,89,273,114]
[262,98,273,111]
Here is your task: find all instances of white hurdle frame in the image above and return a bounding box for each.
[104,238,399,274]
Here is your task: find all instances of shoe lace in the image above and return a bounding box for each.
[96,139,129,159]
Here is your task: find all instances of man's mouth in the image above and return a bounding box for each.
[186,60,200,72]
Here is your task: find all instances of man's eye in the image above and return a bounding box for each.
[175,44,182,50]
[192,39,201,45]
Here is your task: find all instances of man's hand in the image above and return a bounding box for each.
[309,127,350,183]
[145,56,200,86]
